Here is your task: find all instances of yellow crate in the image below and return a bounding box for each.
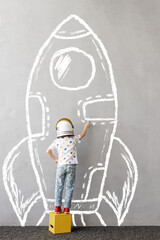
[49,212,72,234]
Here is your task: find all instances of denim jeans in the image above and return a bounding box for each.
[55,164,76,208]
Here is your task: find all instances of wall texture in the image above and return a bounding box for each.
[1,0,160,226]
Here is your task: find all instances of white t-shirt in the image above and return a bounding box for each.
[49,135,81,165]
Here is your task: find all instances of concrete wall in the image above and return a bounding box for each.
[1,0,160,226]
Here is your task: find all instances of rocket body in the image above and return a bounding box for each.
[26,15,117,212]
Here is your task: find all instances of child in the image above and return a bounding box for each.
[46,118,90,214]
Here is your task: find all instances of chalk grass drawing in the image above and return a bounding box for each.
[3,15,138,226]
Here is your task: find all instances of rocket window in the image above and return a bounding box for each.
[50,47,96,91]
[28,95,46,137]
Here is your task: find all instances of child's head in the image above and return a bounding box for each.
[56,118,74,138]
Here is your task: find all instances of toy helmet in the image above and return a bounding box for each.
[56,118,74,137]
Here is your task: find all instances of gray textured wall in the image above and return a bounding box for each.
[1,0,160,226]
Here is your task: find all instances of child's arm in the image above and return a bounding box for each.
[46,148,58,163]
[80,122,90,138]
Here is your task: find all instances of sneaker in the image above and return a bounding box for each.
[55,206,62,214]
[64,208,70,214]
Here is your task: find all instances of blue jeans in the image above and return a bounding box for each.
[55,164,76,208]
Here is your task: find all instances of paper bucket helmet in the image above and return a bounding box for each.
[56,118,74,137]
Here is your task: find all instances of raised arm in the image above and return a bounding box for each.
[80,122,90,139]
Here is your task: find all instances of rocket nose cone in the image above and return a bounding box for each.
[54,15,91,39]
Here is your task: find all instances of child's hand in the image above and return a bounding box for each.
[80,122,91,138]
[54,158,58,163]
[85,122,90,128]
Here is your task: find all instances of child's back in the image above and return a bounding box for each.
[49,135,81,165]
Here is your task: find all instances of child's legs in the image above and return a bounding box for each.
[55,165,66,207]
[64,164,76,208]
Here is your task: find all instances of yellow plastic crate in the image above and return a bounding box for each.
[49,212,72,234]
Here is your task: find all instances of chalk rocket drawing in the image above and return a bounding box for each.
[3,15,138,226]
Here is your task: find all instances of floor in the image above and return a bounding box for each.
[0,226,160,240]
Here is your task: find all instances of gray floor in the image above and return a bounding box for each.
[0,227,160,240]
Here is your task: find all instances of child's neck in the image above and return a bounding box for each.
[58,135,74,139]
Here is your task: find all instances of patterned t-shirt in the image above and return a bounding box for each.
[49,135,81,165]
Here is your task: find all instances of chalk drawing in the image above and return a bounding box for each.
[3,15,138,226]
[50,47,96,90]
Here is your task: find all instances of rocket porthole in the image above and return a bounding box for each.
[49,47,96,91]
